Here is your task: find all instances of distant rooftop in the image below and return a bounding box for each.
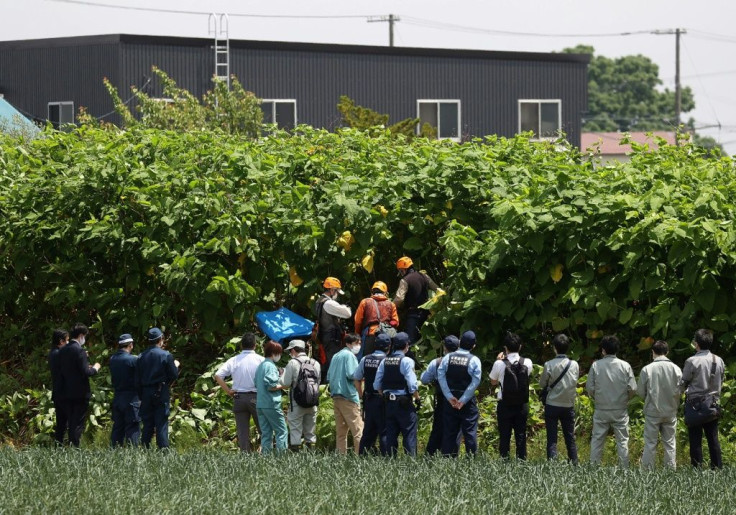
[0,33,591,64]
[581,132,677,155]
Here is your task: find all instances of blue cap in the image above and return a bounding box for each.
[460,331,476,350]
[374,333,391,351]
[392,332,410,350]
[443,335,460,352]
[147,327,163,342]
[118,333,134,345]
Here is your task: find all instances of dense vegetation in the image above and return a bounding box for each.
[1,125,736,448]
[1,449,733,513]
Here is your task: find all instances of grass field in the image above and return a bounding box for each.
[0,448,732,514]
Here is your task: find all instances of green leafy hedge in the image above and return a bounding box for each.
[1,126,736,393]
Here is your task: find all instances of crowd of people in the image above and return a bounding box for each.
[47,257,726,470]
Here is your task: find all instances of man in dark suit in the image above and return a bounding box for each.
[48,328,69,445]
[57,323,101,447]
[136,327,179,448]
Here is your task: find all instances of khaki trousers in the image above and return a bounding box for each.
[333,397,363,454]
[590,408,629,467]
[641,415,677,469]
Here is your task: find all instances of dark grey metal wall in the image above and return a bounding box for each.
[0,35,588,146]
[230,48,587,145]
[0,37,121,123]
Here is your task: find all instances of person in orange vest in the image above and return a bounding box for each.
[354,281,399,360]
[394,257,439,345]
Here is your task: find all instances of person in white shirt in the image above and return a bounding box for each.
[214,332,265,452]
[489,332,533,460]
[314,276,352,380]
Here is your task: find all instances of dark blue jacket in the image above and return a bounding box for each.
[135,345,178,392]
[110,350,138,394]
[57,340,98,400]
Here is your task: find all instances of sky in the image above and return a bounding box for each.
[1,0,735,154]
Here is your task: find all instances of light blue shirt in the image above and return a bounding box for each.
[254,358,282,409]
[353,350,386,381]
[373,351,418,395]
[420,357,442,385]
[438,349,482,405]
[327,347,360,404]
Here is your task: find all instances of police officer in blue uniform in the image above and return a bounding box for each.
[373,332,420,456]
[421,334,460,456]
[354,332,390,455]
[438,330,482,456]
[135,327,179,448]
[109,333,140,447]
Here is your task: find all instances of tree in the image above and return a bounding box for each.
[564,45,695,132]
[103,67,262,137]
[337,95,436,139]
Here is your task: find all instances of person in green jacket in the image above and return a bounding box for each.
[255,340,287,455]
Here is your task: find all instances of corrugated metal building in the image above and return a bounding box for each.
[0,34,589,145]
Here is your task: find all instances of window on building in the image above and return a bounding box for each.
[48,101,74,129]
[261,99,297,130]
[417,100,461,140]
[518,99,561,139]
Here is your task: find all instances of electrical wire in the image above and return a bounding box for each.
[401,16,656,38]
[43,0,378,18]
[681,39,722,138]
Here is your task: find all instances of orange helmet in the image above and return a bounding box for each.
[323,277,344,293]
[396,256,413,270]
[371,281,388,294]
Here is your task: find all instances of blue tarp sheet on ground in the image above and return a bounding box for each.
[255,307,314,344]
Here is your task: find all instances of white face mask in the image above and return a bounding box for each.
[78,336,86,346]
[350,345,361,355]
[273,354,282,362]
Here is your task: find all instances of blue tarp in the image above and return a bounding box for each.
[255,307,314,344]
[0,97,39,135]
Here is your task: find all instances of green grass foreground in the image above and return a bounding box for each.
[0,448,731,514]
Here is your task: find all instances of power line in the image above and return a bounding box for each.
[681,40,721,135]
[401,16,657,38]
[689,30,736,44]
[43,0,377,18]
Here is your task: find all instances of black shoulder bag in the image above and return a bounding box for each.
[684,354,722,427]
[540,359,571,405]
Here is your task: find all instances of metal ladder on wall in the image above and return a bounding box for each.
[208,13,231,90]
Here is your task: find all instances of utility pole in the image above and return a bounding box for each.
[367,14,400,47]
[652,28,686,144]
[675,28,682,131]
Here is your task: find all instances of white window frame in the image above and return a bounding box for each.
[47,101,75,127]
[261,99,297,129]
[416,99,461,142]
[517,99,562,140]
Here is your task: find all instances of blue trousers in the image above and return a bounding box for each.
[426,397,463,456]
[111,392,141,447]
[140,386,170,448]
[257,407,288,455]
[359,394,387,455]
[404,309,429,345]
[544,404,577,463]
[441,397,479,456]
[384,397,417,456]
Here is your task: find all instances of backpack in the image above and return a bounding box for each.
[371,298,397,338]
[293,357,320,408]
[501,356,530,406]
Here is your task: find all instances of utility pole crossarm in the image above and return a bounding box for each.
[367,14,401,47]
[652,28,687,145]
